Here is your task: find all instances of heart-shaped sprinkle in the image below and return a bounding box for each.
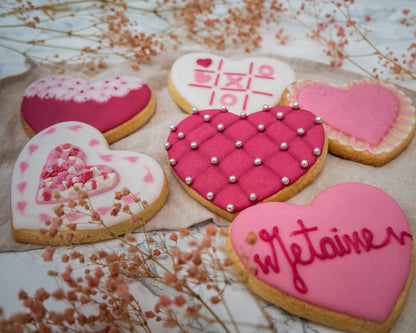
[169,53,296,115]
[37,143,119,203]
[166,106,326,220]
[227,182,413,330]
[21,75,154,143]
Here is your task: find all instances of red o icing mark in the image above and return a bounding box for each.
[17,201,27,213]
[37,143,119,203]
[220,94,237,106]
[20,161,29,175]
[89,139,100,147]
[196,58,212,67]
[253,219,413,294]
[17,182,27,195]
[194,71,212,83]
[28,144,38,155]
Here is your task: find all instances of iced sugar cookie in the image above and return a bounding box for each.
[280,79,416,166]
[168,52,296,115]
[21,75,156,144]
[11,121,168,245]
[226,182,414,333]
[165,105,327,221]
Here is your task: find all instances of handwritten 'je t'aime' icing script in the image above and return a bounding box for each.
[253,219,412,294]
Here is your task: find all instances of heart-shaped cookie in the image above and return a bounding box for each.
[11,121,168,245]
[21,75,156,144]
[168,52,296,115]
[165,106,327,221]
[226,182,414,333]
[280,79,416,166]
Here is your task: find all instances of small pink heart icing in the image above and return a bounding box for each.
[166,107,325,216]
[228,182,413,323]
[37,143,119,203]
[196,58,212,67]
[297,83,399,145]
[194,71,212,83]
[21,75,151,134]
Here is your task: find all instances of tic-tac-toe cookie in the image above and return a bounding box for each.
[11,121,168,245]
[226,182,414,333]
[165,105,327,221]
[20,75,156,144]
[168,52,296,115]
[280,79,416,166]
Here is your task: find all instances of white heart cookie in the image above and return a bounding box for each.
[11,121,168,245]
[168,53,296,115]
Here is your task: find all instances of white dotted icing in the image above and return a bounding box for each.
[24,75,144,103]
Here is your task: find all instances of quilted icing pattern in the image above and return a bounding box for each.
[166,106,325,214]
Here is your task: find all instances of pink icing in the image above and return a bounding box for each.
[21,75,151,134]
[166,107,325,214]
[229,182,413,322]
[296,82,399,145]
[37,143,119,203]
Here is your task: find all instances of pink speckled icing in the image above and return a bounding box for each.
[285,79,416,154]
[166,107,325,215]
[229,182,413,322]
[21,75,151,133]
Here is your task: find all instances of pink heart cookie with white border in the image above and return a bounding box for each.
[280,79,416,166]
[21,75,156,144]
[226,182,414,333]
[11,121,168,245]
[165,106,327,221]
[168,52,296,115]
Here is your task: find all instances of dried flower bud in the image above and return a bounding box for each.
[245,231,258,245]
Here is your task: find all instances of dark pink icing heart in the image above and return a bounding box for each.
[196,58,213,68]
[37,143,119,203]
[297,84,399,145]
[166,107,325,215]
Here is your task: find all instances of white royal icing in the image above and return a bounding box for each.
[11,122,165,231]
[170,52,296,115]
[24,75,145,103]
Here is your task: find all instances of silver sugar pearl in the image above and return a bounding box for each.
[220,105,228,112]
[191,107,198,114]
[282,176,290,185]
[164,142,171,150]
[169,158,177,166]
[300,160,309,168]
[190,142,198,149]
[276,112,284,120]
[263,104,270,111]
[291,101,300,110]
[297,128,305,136]
[185,177,193,185]
[240,112,247,119]
[226,204,235,213]
[313,148,322,156]
[249,193,257,202]
[258,124,265,132]
[211,157,219,165]
[177,131,185,139]
[204,114,211,122]
[254,158,262,166]
[315,116,322,124]
[207,192,214,201]
[229,175,237,184]
[217,123,225,131]
[169,124,176,132]
[280,142,288,150]
[235,140,243,148]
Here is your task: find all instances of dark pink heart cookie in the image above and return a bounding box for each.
[21,75,156,143]
[165,106,327,220]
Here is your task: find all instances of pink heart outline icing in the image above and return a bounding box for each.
[228,182,413,323]
[166,107,325,216]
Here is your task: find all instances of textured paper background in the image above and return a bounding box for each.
[1,51,415,256]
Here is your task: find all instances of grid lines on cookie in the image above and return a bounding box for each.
[166,107,324,213]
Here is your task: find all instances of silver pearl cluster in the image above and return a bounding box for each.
[190,141,198,149]
[280,142,288,150]
[291,101,300,110]
[220,105,228,112]
[235,140,243,148]
[258,124,265,132]
[297,128,305,136]
[276,111,284,120]
[204,114,211,122]
[178,131,185,139]
[217,123,224,131]
[240,112,247,119]
[254,158,262,166]
[192,107,199,114]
